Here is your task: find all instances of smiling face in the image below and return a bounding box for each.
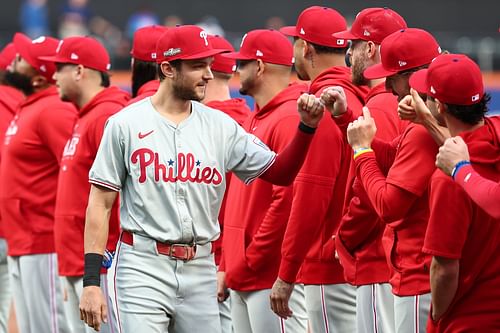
[171,57,214,101]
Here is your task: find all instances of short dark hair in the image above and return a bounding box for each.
[157,59,182,82]
[132,59,157,97]
[445,93,490,125]
[100,71,110,88]
[309,42,348,55]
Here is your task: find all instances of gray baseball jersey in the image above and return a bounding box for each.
[89,97,276,244]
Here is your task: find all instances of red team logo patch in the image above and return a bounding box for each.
[131,149,223,185]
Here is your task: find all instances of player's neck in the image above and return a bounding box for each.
[151,84,192,124]
[308,53,346,81]
[253,76,289,109]
[203,79,231,104]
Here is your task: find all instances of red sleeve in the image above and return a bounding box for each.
[37,104,76,164]
[259,124,314,185]
[278,120,344,282]
[423,171,473,259]
[455,164,500,219]
[246,115,297,271]
[354,152,419,223]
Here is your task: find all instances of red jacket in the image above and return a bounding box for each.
[335,83,406,286]
[424,118,500,332]
[205,98,250,265]
[0,86,77,256]
[128,80,159,105]
[0,85,24,238]
[223,83,306,290]
[354,123,437,296]
[279,67,368,284]
[54,87,130,276]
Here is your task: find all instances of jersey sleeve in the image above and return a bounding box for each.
[225,121,276,184]
[88,117,127,191]
[423,171,473,259]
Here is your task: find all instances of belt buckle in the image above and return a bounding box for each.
[169,243,196,261]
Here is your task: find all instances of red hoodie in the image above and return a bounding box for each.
[335,82,406,286]
[424,117,500,332]
[223,83,306,290]
[0,85,24,238]
[454,116,500,219]
[54,86,130,276]
[205,98,250,265]
[279,67,368,284]
[0,86,77,255]
[128,80,159,105]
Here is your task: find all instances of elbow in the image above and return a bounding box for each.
[431,256,459,282]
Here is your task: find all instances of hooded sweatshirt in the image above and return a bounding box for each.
[205,98,250,265]
[279,66,368,284]
[223,83,306,290]
[0,86,77,255]
[128,80,159,105]
[454,116,500,219]
[54,86,130,276]
[0,85,24,238]
[424,117,500,332]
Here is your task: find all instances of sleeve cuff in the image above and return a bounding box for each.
[278,257,303,283]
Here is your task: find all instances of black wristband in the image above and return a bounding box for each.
[83,253,103,287]
[298,122,316,134]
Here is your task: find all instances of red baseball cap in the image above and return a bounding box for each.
[13,33,59,81]
[223,29,293,66]
[363,28,441,80]
[0,43,17,70]
[208,35,235,74]
[333,7,407,44]
[410,54,484,105]
[40,36,111,72]
[155,25,226,63]
[131,25,169,62]
[280,6,348,48]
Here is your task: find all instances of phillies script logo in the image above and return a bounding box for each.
[131,149,223,185]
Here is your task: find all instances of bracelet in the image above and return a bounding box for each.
[83,253,103,287]
[298,122,316,134]
[353,147,373,160]
[451,160,471,179]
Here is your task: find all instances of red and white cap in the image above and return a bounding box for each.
[208,35,235,74]
[280,6,348,48]
[223,29,293,66]
[363,28,441,79]
[40,36,111,72]
[410,54,484,105]
[333,7,407,44]
[0,43,17,70]
[155,25,226,63]
[131,25,169,62]
[13,33,60,82]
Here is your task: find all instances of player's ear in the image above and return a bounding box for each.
[160,61,176,78]
[256,59,265,76]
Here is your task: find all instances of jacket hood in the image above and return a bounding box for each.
[255,82,308,119]
[309,66,369,103]
[80,86,130,116]
[205,98,251,126]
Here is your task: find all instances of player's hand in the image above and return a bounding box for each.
[297,93,324,129]
[217,271,229,302]
[320,86,348,117]
[270,278,294,319]
[347,107,377,150]
[398,88,432,124]
[80,286,107,332]
[436,136,470,176]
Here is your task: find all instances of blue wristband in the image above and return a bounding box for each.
[451,160,471,179]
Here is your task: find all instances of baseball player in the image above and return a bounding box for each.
[341,28,441,333]
[220,29,308,333]
[202,34,250,333]
[272,6,367,333]
[410,54,500,331]
[0,41,24,333]
[79,25,324,333]
[41,35,130,333]
[320,7,408,333]
[0,33,76,333]
[435,135,500,219]
[128,25,168,104]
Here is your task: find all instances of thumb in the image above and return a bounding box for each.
[410,88,426,107]
[362,106,372,120]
